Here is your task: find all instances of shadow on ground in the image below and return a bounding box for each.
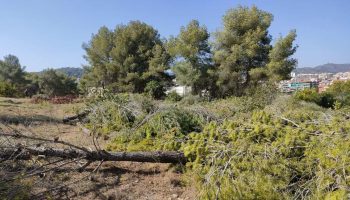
[0,114,62,126]
[0,99,22,104]
[30,164,165,200]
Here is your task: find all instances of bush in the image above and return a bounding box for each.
[165,91,182,102]
[318,92,335,108]
[294,88,320,103]
[144,80,166,99]
[0,82,19,97]
[326,80,350,108]
[38,69,78,97]
[180,94,203,105]
[294,89,334,108]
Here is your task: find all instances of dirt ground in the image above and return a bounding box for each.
[0,97,197,200]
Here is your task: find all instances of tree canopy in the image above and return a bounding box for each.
[267,30,298,81]
[168,20,213,96]
[0,5,298,100]
[0,54,27,86]
[82,21,172,96]
[213,6,297,97]
[38,69,78,97]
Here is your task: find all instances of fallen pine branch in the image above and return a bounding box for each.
[0,147,187,164]
[63,110,90,123]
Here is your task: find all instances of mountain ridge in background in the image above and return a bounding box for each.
[31,67,84,78]
[295,63,350,74]
[55,67,84,78]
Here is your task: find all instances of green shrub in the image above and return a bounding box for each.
[0,82,20,97]
[165,91,182,102]
[327,80,350,108]
[318,92,335,108]
[144,80,166,99]
[180,94,203,105]
[294,89,334,108]
[294,88,320,103]
[38,69,78,97]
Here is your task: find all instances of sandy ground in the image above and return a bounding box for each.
[0,97,197,200]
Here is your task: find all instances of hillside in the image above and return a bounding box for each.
[295,63,350,74]
[55,67,84,78]
[31,67,84,78]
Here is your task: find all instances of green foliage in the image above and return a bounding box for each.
[82,22,172,94]
[86,99,135,135]
[214,6,273,97]
[0,82,19,97]
[55,67,84,78]
[84,93,157,135]
[165,91,182,102]
[294,89,321,103]
[108,107,204,151]
[84,93,204,150]
[80,5,297,99]
[82,93,350,199]
[213,6,297,97]
[38,69,78,97]
[179,94,204,105]
[144,80,166,99]
[294,89,335,108]
[327,80,350,107]
[267,30,298,81]
[0,55,28,97]
[168,20,213,95]
[182,102,350,199]
[319,92,336,108]
[0,55,27,85]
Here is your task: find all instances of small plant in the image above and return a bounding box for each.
[144,80,166,100]
[165,91,182,102]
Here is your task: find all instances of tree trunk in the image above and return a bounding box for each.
[0,147,187,164]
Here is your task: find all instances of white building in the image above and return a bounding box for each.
[166,85,191,96]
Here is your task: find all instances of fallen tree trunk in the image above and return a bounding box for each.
[0,147,187,164]
[63,110,90,123]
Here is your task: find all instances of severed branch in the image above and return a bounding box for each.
[0,147,186,164]
[62,110,90,123]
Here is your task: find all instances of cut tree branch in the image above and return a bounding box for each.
[62,110,90,123]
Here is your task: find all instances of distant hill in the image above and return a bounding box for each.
[295,63,350,74]
[55,67,84,78]
[32,67,84,78]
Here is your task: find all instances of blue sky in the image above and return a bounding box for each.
[0,0,349,71]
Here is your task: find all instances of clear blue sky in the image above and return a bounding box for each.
[0,0,349,72]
